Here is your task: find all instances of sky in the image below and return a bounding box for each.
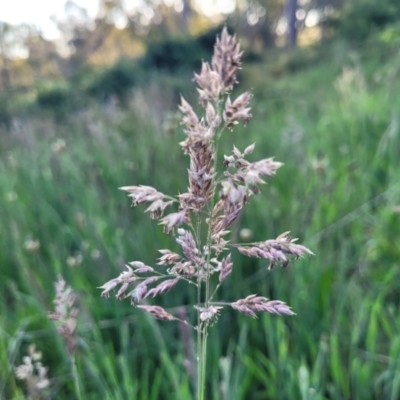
[1,0,100,39]
[0,0,236,40]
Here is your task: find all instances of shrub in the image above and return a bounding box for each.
[86,60,141,104]
[36,84,75,116]
[334,0,400,42]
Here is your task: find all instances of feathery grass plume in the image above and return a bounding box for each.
[15,344,50,400]
[49,275,82,400]
[98,27,313,400]
[48,275,78,355]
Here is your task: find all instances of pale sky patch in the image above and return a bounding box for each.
[1,0,236,40]
[0,0,100,39]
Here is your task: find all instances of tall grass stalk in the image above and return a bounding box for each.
[48,275,81,400]
[98,28,313,399]
[71,355,82,400]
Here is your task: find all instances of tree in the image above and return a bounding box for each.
[286,0,298,47]
[0,22,13,87]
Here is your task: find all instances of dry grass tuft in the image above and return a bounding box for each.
[48,275,78,356]
[14,344,50,400]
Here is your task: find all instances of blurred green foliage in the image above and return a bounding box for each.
[85,60,142,104]
[36,83,78,120]
[333,0,400,41]
[380,21,400,45]
[141,36,207,72]
[23,25,245,113]
[0,92,12,130]
[140,25,227,73]
[1,20,400,400]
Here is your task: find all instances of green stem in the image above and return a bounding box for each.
[198,108,224,400]
[175,318,197,331]
[197,322,202,400]
[210,301,232,306]
[71,354,82,400]
[195,100,226,400]
[152,271,198,287]
[200,323,208,400]
[204,120,224,306]
[209,282,222,303]
[196,212,203,400]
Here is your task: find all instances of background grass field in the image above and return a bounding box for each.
[1,36,400,399]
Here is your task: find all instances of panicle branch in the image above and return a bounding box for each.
[138,305,175,321]
[211,27,243,93]
[223,91,252,129]
[237,231,314,269]
[120,185,174,219]
[98,265,137,299]
[199,305,223,325]
[145,278,179,298]
[231,295,295,318]
[218,254,233,283]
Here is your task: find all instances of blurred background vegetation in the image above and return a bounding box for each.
[1,0,400,399]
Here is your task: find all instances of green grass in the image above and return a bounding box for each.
[1,40,400,399]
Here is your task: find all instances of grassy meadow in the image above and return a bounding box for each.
[1,38,400,399]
